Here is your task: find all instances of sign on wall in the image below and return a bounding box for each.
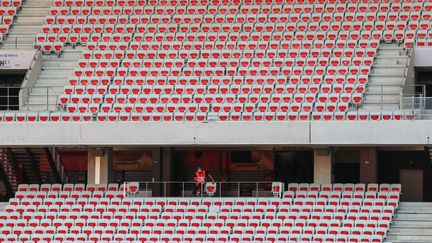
[0,50,36,70]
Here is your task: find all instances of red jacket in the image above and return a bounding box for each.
[195,170,206,184]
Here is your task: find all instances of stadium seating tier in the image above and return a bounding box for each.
[0,182,401,242]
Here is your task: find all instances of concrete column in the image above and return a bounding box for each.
[359,148,378,183]
[161,148,174,196]
[314,149,332,184]
[152,148,162,197]
[87,147,112,184]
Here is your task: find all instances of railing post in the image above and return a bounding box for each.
[200,182,203,198]
[145,182,148,197]
[256,182,259,197]
[182,182,185,198]
[26,88,30,111]
[219,182,222,197]
[46,87,49,111]
[237,182,240,197]
[381,85,383,110]
[163,182,166,197]
[7,87,9,110]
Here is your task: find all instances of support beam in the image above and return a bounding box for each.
[162,148,174,196]
[359,148,378,184]
[152,148,162,197]
[87,147,113,184]
[314,148,333,184]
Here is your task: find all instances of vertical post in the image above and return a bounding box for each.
[123,182,126,198]
[26,88,29,111]
[46,88,49,111]
[145,182,148,197]
[182,182,184,198]
[237,182,240,197]
[6,87,9,110]
[200,183,203,198]
[163,182,166,198]
[314,148,333,184]
[256,182,259,197]
[219,182,221,197]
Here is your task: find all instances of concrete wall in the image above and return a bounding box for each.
[87,148,112,184]
[0,120,432,146]
[414,48,432,67]
[313,149,332,184]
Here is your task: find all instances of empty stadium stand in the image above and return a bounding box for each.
[0,182,400,242]
[0,0,429,121]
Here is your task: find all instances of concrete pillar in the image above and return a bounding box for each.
[162,148,174,196]
[314,149,332,184]
[87,147,112,184]
[152,148,162,197]
[359,148,378,183]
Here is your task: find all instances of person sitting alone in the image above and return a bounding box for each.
[192,165,214,196]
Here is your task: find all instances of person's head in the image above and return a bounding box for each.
[197,165,203,172]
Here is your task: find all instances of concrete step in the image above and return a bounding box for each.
[394,214,432,221]
[13,22,43,26]
[41,67,76,73]
[360,104,400,111]
[1,43,34,49]
[8,25,40,32]
[386,235,432,242]
[23,104,58,111]
[13,16,45,23]
[372,67,406,75]
[43,59,77,68]
[19,7,50,15]
[23,2,52,7]
[392,221,432,228]
[386,202,432,243]
[377,49,407,57]
[27,95,59,100]
[367,85,402,93]
[369,76,405,85]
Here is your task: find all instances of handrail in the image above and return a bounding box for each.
[401,46,416,105]
[124,180,275,198]
[0,86,64,111]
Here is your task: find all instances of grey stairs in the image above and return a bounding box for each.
[0,147,18,194]
[385,202,432,243]
[6,147,42,185]
[24,46,82,111]
[361,42,409,111]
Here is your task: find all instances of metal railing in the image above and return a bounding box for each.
[400,97,432,120]
[1,37,36,49]
[125,181,275,198]
[401,46,416,98]
[401,97,432,110]
[0,86,62,111]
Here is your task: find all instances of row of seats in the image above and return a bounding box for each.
[2,206,396,217]
[0,233,384,242]
[48,1,432,10]
[0,110,415,122]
